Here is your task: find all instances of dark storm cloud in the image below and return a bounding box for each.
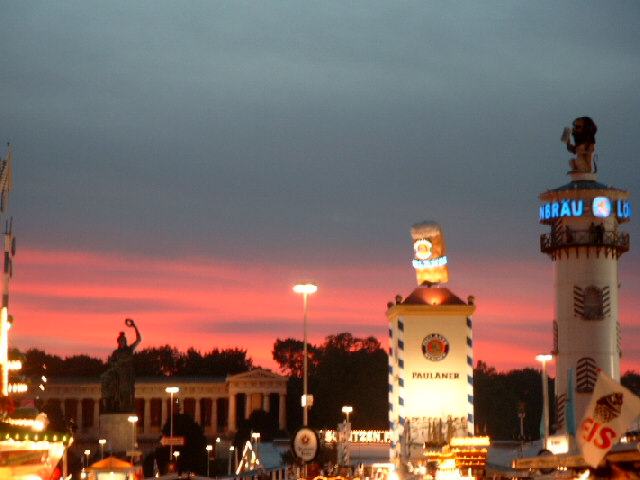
[1,1,639,269]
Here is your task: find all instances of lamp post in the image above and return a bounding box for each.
[342,405,352,423]
[128,415,138,450]
[228,446,235,475]
[293,283,318,426]
[165,386,180,460]
[536,353,553,449]
[173,450,180,471]
[206,444,213,478]
[252,432,261,461]
[342,406,353,467]
[99,439,106,460]
[84,449,91,469]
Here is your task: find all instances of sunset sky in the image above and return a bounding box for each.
[1,2,639,378]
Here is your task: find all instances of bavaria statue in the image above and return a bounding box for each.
[101,318,143,414]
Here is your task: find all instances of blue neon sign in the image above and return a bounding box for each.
[539,200,583,220]
[540,198,631,220]
[412,256,448,269]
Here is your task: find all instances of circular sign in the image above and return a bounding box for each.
[291,427,319,463]
[422,333,449,361]
[593,197,612,218]
[414,239,433,261]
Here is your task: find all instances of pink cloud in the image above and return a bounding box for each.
[7,247,640,376]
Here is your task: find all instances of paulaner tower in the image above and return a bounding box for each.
[387,221,475,462]
[539,117,631,430]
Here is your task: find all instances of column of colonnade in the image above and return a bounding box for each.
[52,382,286,439]
[230,391,287,433]
[278,393,285,430]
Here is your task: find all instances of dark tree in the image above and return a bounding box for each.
[473,361,519,440]
[473,362,551,441]
[505,368,544,440]
[235,409,281,447]
[273,338,306,378]
[63,355,106,377]
[133,345,181,376]
[275,332,388,431]
[175,348,204,376]
[21,345,253,379]
[285,376,303,430]
[134,346,252,377]
[622,371,640,396]
[22,349,65,377]
[158,413,208,475]
[199,348,252,376]
[310,336,388,430]
[39,399,67,432]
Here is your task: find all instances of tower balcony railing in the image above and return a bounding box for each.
[540,229,630,255]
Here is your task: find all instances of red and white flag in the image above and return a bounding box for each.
[577,370,640,468]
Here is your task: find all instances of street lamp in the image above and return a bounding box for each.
[342,405,353,423]
[536,353,554,449]
[84,449,91,469]
[206,444,213,478]
[252,432,261,460]
[128,415,138,450]
[342,406,353,467]
[99,439,106,460]
[293,282,318,426]
[165,386,180,460]
[228,446,235,475]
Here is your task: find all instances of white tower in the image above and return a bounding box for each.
[540,117,631,431]
[387,222,475,463]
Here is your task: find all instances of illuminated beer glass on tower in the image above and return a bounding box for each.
[540,117,631,434]
[387,221,475,463]
[411,221,449,285]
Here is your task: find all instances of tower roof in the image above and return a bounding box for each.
[400,285,468,306]
[542,179,629,197]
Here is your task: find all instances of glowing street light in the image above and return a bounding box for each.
[342,405,353,423]
[342,406,353,467]
[228,446,235,475]
[128,415,139,449]
[165,386,180,460]
[293,283,317,426]
[206,444,213,477]
[84,449,91,469]
[252,432,261,459]
[99,439,106,460]
[536,354,554,448]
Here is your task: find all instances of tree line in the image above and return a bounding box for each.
[15,346,253,379]
[13,336,640,442]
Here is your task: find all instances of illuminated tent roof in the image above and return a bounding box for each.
[90,456,133,469]
[0,421,73,445]
[400,286,468,306]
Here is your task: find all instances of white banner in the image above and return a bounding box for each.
[577,371,640,468]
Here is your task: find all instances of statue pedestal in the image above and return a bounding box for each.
[99,413,135,454]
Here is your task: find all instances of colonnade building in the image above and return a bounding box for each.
[34,368,287,447]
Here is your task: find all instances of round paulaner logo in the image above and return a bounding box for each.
[422,333,449,361]
[414,238,433,261]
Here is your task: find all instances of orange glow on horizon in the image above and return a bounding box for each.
[5,247,640,375]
